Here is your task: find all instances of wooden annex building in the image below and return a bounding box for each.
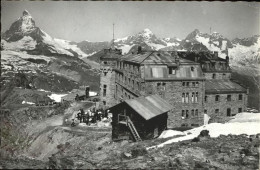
[110,95,172,141]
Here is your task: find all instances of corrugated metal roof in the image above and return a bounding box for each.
[124,95,172,120]
[123,52,153,63]
[205,80,247,93]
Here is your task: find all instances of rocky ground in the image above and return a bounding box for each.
[1,102,259,169]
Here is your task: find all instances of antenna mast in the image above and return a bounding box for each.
[112,23,115,48]
[210,27,211,48]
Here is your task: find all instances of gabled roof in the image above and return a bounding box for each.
[111,95,172,120]
[205,80,247,94]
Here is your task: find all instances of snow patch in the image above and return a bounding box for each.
[1,36,37,51]
[159,130,185,139]
[146,42,165,50]
[148,112,260,149]
[89,91,97,97]
[117,44,135,54]
[38,89,51,93]
[22,101,35,105]
[48,94,67,102]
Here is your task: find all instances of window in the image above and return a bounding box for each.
[104,61,107,65]
[168,67,176,74]
[103,85,107,97]
[185,93,189,103]
[157,83,161,91]
[215,95,220,102]
[191,92,195,103]
[182,93,185,103]
[192,82,195,87]
[195,109,198,116]
[195,92,198,102]
[238,94,243,100]
[215,109,219,114]
[162,83,166,90]
[115,85,117,98]
[104,72,107,76]
[103,101,106,106]
[205,95,208,102]
[196,82,199,87]
[191,109,194,116]
[186,82,190,87]
[186,110,189,118]
[238,108,242,113]
[227,95,231,101]
[227,108,231,117]
[182,82,185,86]
[191,66,194,71]
[212,73,216,79]
[204,109,207,114]
[181,110,185,119]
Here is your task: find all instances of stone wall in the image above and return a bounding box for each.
[204,93,248,123]
[99,60,117,108]
[144,80,205,128]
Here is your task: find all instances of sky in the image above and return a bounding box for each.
[1,1,260,42]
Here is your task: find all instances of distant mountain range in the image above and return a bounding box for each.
[1,10,259,93]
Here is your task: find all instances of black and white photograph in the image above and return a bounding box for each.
[1,1,259,169]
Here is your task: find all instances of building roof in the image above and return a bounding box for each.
[205,80,247,94]
[121,51,196,65]
[111,95,172,120]
[100,48,122,59]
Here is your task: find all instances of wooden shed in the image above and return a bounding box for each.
[109,95,172,141]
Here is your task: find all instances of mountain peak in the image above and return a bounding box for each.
[137,28,154,40]
[185,29,201,40]
[193,29,200,34]
[23,10,31,16]
[143,28,152,33]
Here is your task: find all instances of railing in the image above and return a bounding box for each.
[126,116,142,142]
[118,115,142,142]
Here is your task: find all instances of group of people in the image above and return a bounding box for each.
[73,107,112,126]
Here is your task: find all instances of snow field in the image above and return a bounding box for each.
[148,112,260,150]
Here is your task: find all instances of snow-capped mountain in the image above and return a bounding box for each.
[77,28,259,68]
[229,35,260,66]
[1,10,100,92]
[112,28,180,53]
[1,10,88,58]
[177,29,233,58]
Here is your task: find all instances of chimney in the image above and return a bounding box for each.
[195,55,198,62]
[214,51,218,58]
[85,86,90,98]
[137,46,142,54]
[226,55,229,63]
[176,55,180,66]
